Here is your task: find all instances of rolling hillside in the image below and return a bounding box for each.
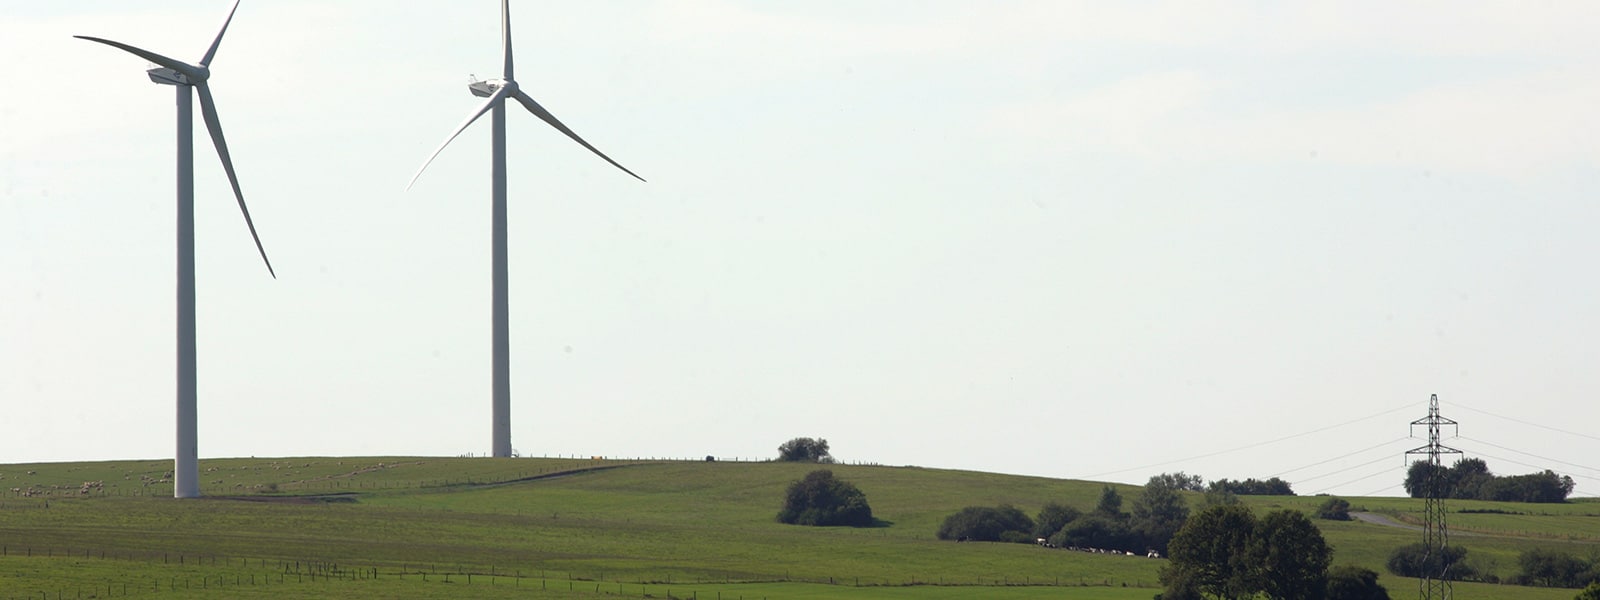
[1,457,1594,599]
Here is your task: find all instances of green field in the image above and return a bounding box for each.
[0,457,1595,599]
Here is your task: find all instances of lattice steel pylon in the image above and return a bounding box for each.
[1406,393,1462,600]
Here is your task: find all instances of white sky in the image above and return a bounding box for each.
[4,1,1599,498]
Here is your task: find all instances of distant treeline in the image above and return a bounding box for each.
[1405,458,1574,503]
[1207,477,1295,496]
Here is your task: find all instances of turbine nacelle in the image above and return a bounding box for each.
[469,78,516,98]
[147,67,192,86]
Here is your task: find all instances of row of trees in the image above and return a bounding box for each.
[936,476,1195,554]
[1404,458,1575,503]
[1207,477,1295,496]
[1159,504,1389,600]
[1386,543,1600,590]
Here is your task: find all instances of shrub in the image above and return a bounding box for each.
[776,470,872,527]
[936,505,1034,542]
[1033,502,1082,538]
[1316,497,1351,521]
[1514,548,1597,588]
[1327,565,1390,600]
[1385,543,1475,581]
[1577,581,1600,600]
[1050,513,1139,552]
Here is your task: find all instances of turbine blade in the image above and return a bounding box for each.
[196,82,276,278]
[512,90,645,182]
[74,36,202,81]
[200,0,243,67]
[501,0,514,80]
[406,86,510,190]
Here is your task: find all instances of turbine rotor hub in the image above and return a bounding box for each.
[468,78,517,98]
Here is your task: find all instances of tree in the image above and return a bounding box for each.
[1577,581,1600,600]
[776,469,872,526]
[936,505,1034,542]
[1385,543,1475,581]
[1095,485,1126,517]
[1163,506,1334,600]
[1050,513,1139,552]
[1315,497,1351,521]
[1405,459,1575,503]
[1149,471,1207,492]
[1033,502,1082,538]
[1516,548,1595,588]
[1249,510,1332,600]
[1133,474,1192,554]
[776,437,833,463]
[1162,504,1258,599]
[1209,477,1295,496]
[1326,565,1390,600]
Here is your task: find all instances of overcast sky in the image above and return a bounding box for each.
[4,1,1599,498]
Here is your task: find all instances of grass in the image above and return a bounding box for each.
[1,457,1597,599]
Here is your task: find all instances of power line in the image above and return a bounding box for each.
[1077,401,1417,480]
[1454,435,1600,478]
[1310,464,1407,496]
[1270,436,1412,479]
[1452,402,1600,444]
[1449,445,1600,485]
[1293,452,1407,486]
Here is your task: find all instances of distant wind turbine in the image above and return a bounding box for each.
[76,0,274,499]
[408,0,643,458]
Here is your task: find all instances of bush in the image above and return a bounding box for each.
[1327,565,1390,600]
[1050,513,1139,552]
[936,505,1034,542]
[1577,581,1600,600]
[1385,543,1475,580]
[1033,502,1082,538]
[1316,497,1351,521]
[776,437,833,463]
[1514,548,1597,588]
[776,470,872,527]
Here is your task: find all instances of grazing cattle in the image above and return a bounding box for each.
[1148,551,1162,559]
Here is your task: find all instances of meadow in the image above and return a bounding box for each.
[1,457,1595,599]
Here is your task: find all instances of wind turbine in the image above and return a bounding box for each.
[76,0,274,499]
[408,0,643,458]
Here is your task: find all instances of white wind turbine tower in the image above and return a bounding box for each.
[76,0,275,499]
[409,0,644,458]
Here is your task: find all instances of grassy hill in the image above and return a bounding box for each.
[0,457,1595,599]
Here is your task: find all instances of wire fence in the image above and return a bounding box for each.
[0,545,1156,600]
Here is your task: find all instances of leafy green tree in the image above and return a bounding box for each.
[1516,548,1594,588]
[776,437,833,463]
[1315,497,1351,521]
[936,505,1034,542]
[1162,504,1259,599]
[1133,474,1192,554]
[1033,502,1082,538]
[1249,510,1332,600]
[1163,506,1335,600]
[1405,459,1575,503]
[1326,565,1390,600]
[1049,513,1139,552]
[1385,543,1475,580]
[1095,485,1126,517]
[1577,581,1600,600]
[776,469,872,526]
[1149,471,1206,492]
[1208,477,1295,496]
